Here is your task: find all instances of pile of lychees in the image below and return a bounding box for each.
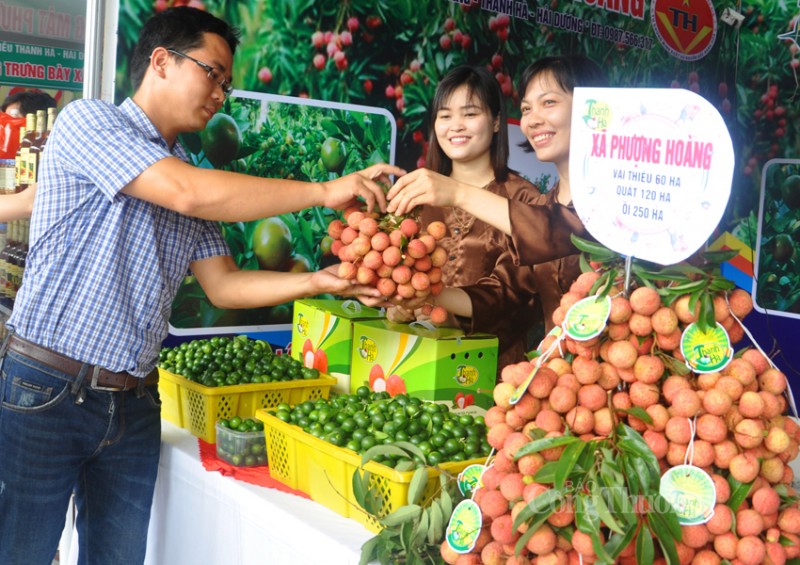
[329,207,449,323]
[441,269,800,565]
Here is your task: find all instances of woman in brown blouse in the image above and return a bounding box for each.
[387,56,608,362]
[388,65,541,370]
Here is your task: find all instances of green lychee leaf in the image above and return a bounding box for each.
[727,477,754,512]
[407,467,428,506]
[380,504,422,528]
[636,525,655,565]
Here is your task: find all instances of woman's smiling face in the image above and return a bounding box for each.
[434,85,498,166]
[519,70,573,169]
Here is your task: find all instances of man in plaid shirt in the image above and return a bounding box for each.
[0,7,401,565]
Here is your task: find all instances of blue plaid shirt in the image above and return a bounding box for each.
[8,98,229,376]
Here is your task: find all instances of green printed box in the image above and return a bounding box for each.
[291,299,385,394]
[349,320,498,415]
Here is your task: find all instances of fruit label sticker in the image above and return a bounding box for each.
[660,464,716,525]
[569,87,734,266]
[446,499,482,554]
[510,360,542,405]
[562,295,612,341]
[680,322,733,373]
[457,464,485,497]
[510,326,565,405]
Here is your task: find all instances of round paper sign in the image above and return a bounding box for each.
[446,499,482,554]
[569,87,734,265]
[457,464,485,498]
[660,464,716,525]
[680,322,733,373]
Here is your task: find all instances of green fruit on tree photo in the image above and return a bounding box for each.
[780,174,800,209]
[791,219,800,243]
[772,233,796,263]
[200,113,241,168]
[252,217,293,270]
[286,254,312,273]
[320,137,346,172]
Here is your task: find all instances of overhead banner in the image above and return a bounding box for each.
[0,41,84,90]
[0,0,86,91]
[569,86,734,265]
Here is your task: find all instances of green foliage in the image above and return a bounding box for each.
[572,234,738,333]
[169,95,392,329]
[353,444,465,565]
[754,163,800,313]
[511,422,682,564]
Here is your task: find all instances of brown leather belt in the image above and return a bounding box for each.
[7,335,158,391]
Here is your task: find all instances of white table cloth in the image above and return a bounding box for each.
[63,420,372,565]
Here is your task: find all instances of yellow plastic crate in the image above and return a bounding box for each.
[256,410,480,532]
[158,369,336,443]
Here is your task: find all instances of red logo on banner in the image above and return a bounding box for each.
[651,0,717,61]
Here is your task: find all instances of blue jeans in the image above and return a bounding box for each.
[0,349,162,565]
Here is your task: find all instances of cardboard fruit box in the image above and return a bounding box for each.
[291,299,385,394]
[349,320,498,415]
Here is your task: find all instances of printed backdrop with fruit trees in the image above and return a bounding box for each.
[114,0,800,380]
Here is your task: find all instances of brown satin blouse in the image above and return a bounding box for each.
[419,173,542,372]
[460,182,590,370]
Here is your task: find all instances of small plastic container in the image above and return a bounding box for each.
[215,422,268,467]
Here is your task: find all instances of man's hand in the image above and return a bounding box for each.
[0,183,37,221]
[321,163,406,213]
[311,265,384,299]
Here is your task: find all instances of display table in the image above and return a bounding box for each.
[63,420,372,565]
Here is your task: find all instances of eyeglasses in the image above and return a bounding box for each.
[167,49,233,98]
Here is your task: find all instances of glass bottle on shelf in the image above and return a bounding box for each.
[1,126,27,307]
[18,113,36,191]
[27,109,46,185]
[14,124,27,192]
[13,220,27,299]
[0,221,17,307]
[44,107,56,144]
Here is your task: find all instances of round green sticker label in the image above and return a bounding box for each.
[680,322,733,373]
[446,499,482,554]
[563,295,611,341]
[457,464,485,498]
[660,464,716,525]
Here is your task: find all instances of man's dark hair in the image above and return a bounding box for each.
[129,7,240,91]
[1,91,58,115]
[425,65,511,183]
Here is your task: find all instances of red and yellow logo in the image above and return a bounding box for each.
[651,0,717,61]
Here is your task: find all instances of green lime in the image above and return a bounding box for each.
[444,438,461,455]
[360,435,378,451]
